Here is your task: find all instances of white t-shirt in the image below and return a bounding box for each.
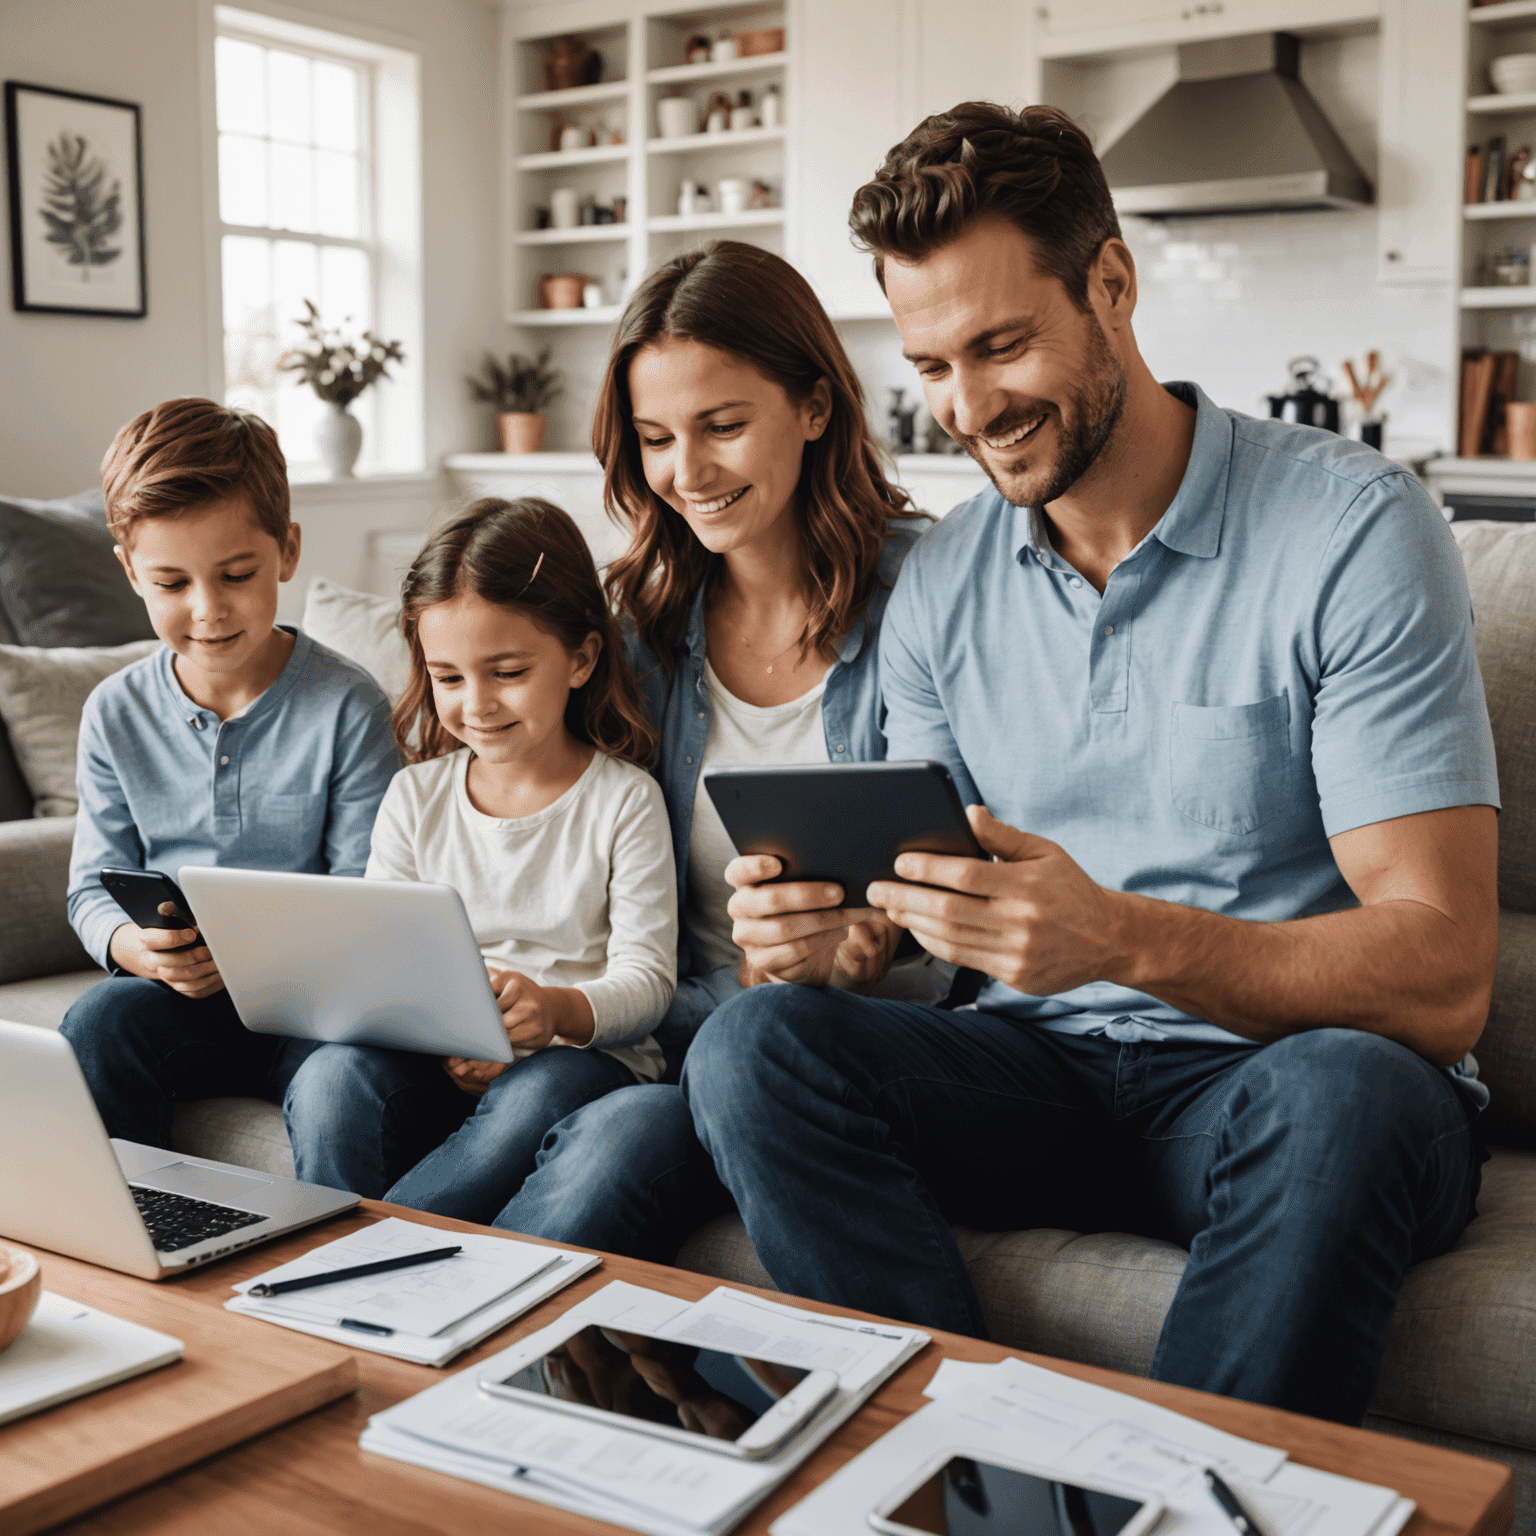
[688,660,953,1004]
[367,747,675,1083]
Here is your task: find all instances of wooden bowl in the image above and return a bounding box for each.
[539,272,588,309]
[735,27,785,56]
[0,1246,41,1354]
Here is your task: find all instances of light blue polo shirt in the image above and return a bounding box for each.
[879,382,1500,1056]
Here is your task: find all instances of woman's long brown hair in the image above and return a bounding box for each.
[593,240,918,673]
[391,497,659,768]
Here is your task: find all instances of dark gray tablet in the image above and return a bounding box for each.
[701,760,983,904]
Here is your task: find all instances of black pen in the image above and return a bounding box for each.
[1205,1469,1262,1536]
[339,1318,394,1336]
[247,1244,462,1297]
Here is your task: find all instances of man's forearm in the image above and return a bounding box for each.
[1107,893,1494,1066]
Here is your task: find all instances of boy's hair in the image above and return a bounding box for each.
[101,397,290,545]
[393,497,660,770]
[848,101,1121,311]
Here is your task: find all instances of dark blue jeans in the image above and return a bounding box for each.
[679,987,1481,1426]
[59,977,468,1194]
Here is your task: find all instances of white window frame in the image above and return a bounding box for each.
[201,1,423,477]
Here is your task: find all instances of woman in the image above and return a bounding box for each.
[496,240,944,1252]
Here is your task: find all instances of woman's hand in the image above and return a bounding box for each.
[109,913,225,1000]
[831,909,904,991]
[485,965,595,1050]
[726,854,856,987]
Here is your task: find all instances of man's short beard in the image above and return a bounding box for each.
[973,312,1127,509]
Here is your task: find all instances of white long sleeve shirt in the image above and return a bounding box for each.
[365,747,675,1082]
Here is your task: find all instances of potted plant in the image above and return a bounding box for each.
[467,349,562,454]
[279,300,406,478]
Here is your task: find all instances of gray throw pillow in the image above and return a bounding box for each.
[0,497,157,648]
[0,715,33,824]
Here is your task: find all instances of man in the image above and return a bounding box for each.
[681,102,1499,1425]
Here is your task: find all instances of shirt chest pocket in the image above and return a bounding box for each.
[1169,694,1293,836]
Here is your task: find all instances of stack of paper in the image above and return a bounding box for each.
[772,1354,1415,1536]
[0,1292,181,1426]
[361,1280,930,1535]
[225,1216,600,1366]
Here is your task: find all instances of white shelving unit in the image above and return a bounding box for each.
[502,1,788,328]
[1459,0,1536,451]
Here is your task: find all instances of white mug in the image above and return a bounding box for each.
[657,96,695,140]
[551,187,579,229]
[705,108,727,134]
[559,124,590,152]
[582,281,605,309]
[711,37,738,61]
[718,177,747,215]
[729,104,755,131]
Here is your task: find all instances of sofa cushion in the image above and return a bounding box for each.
[674,1147,1536,1450]
[0,497,157,648]
[0,640,160,816]
[1452,520,1536,915]
[171,1097,294,1178]
[0,716,33,824]
[0,966,106,1028]
[301,578,409,703]
[1480,910,1536,1149]
[0,818,93,984]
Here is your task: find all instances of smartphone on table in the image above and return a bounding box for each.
[868,1453,1165,1536]
[99,868,200,953]
[478,1320,839,1459]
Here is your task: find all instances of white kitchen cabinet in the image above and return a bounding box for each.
[790,0,1027,319]
[1375,0,1462,284]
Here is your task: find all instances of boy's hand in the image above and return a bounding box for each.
[109,916,225,999]
[442,1056,506,1096]
[485,965,595,1050]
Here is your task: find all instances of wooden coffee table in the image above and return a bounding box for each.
[29,1201,1515,1536]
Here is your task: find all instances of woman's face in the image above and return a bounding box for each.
[627,337,830,559]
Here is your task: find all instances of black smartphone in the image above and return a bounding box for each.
[99,868,200,952]
[701,760,984,905]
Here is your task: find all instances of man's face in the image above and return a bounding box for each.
[884,216,1127,508]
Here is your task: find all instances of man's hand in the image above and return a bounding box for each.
[108,912,226,1000]
[866,805,1122,995]
[727,854,901,989]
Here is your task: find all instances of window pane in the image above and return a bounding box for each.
[313,61,358,152]
[320,245,370,330]
[219,135,268,227]
[270,142,314,232]
[268,49,313,144]
[222,234,277,416]
[216,38,266,136]
[275,378,327,469]
[314,150,360,238]
[273,239,320,338]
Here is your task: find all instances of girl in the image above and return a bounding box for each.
[310,496,677,1223]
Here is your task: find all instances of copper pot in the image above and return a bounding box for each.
[539,273,587,309]
[498,412,548,454]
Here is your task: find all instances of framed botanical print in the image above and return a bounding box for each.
[5,81,146,317]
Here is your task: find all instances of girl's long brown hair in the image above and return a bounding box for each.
[593,240,918,673]
[391,497,659,768]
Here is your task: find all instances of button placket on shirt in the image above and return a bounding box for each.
[212,720,241,824]
[1090,566,1138,715]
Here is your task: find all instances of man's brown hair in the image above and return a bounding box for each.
[848,102,1122,310]
[101,397,290,545]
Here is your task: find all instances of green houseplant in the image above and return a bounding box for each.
[467,349,562,454]
[280,300,406,478]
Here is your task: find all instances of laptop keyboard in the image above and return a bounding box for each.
[130,1184,265,1252]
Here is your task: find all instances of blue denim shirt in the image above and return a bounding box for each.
[881,384,1497,1103]
[626,519,927,985]
[68,628,400,969]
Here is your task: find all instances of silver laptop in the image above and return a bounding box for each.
[0,1020,359,1281]
[177,867,514,1062]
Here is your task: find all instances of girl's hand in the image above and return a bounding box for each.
[109,916,225,1000]
[485,965,595,1050]
[442,1056,506,1096]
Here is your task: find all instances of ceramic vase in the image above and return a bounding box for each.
[316,403,363,479]
[498,412,547,454]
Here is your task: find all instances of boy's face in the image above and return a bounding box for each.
[115,497,301,685]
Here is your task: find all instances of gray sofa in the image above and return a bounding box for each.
[3,520,1533,1533]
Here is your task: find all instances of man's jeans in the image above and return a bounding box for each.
[60,977,467,1194]
[679,987,1481,1425]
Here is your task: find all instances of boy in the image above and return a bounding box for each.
[61,397,441,1193]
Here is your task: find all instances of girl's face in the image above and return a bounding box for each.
[416,592,599,769]
[628,337,830,559]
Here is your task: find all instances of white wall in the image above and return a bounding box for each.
[0,0,509,614]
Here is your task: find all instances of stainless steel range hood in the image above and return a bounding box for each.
[1099,33,1372,219]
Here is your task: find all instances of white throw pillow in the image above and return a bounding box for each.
[301,577,410,704]
[0,639,162,817]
